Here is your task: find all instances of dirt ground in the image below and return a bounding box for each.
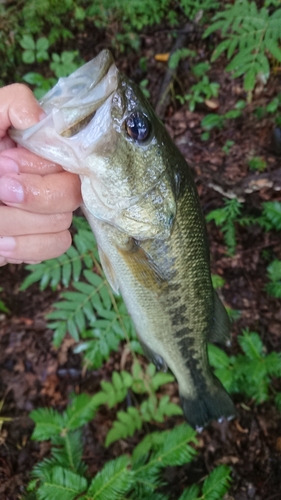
[0,21,281,500]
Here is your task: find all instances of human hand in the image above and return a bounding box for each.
[0,84,82,267]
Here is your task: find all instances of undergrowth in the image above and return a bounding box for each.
[20,211,281,498]
[1,0,281,498]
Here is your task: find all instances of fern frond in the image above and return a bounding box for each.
[47,269,113,347]
[87,456,133,500]
[51,429,87,475]
[238,329,264,360]
[21,225,96,291]
[105,407,143,447]
[36,466,87,500]
[178,484,200,500]
[202,464,232,499]
[265,260,281,299]
[64,393,98,430]
[204,0,281,90]
[30,408,65,441]
[261,201,281,231]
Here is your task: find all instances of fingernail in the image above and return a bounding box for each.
[0,156,19,174]
[0,176,24,203]
[39,112,47,121]
[0,236,16,255]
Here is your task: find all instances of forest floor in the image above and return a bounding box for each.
[0,22,281,500]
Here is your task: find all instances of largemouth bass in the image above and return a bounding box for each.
[11,50,235,429]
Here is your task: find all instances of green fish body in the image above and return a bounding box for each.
[11,50,235,429]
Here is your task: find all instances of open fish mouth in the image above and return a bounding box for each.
[10,50,118,169]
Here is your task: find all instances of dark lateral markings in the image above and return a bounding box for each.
[170,304,188,326]
[177,337,209,393]
[174,327,192,342]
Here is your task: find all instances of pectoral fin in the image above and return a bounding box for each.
[118,239,168,292]
[98,247,120,294]
[209,291,231,346]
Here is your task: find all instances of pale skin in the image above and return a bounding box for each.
[0,84,82,266]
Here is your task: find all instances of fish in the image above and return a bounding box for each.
[11,49,236,429]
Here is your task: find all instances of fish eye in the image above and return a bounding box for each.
[125,112,150,142]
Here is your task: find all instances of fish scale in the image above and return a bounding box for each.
[11,49,236,429]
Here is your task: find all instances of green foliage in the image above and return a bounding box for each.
[204,0,281,91]
[87,456,133,500]
[49,50,81,78]
[20,35,49,63]
[180,0,220,21]
[90,361,182,446]
[202,100,246,132]
[206,198,242,255]
[209,329,281,404]
[22,72,56,99]
[222,139,235,154]
[259,201,281,231]
[211,274,225,289]
[28,410,202,500]
[179,465,232,500]
[0,287,9,314]
[248,156,267,172]
[177,76,220,112]
[168,48,196,70]
[207,199,281,257]
[265,259,281,298]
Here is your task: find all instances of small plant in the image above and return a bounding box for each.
[22,72,56,99]
[211,274,226,289]
[209,329,281,407]
[206,198,243,255]
[248,156,267,172]
[222,139,235,154]
[180,0,220,21]
[177,75,220,112]
[265,259,281,298]
[20,35,49,63]
[168,48,196,70]
[0,287,9,314]
[204,0,281,92]
[201,100,246,132]
[178,464,232,500]
[26,400,232,500]
[50,50,81,78]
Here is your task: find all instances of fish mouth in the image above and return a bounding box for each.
[39,49,118,137]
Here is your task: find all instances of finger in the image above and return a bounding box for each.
[0,257,42,266]
[0,136,15,154]
[0,231,72,262]
[0,84,44,138]
[0,147,63,176]
[0,206,72,236]
[0,171,82,213]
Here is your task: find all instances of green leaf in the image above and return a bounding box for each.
[36,37,49,52]
[87,456,133,500]
[20,34,36,50]
[30,408,65,441]
[178,484,200,500]
[65,393,97,430]
[202,464,232,499]
[36,466,87,500]
[238,330,264,360]
[22,50,35,64]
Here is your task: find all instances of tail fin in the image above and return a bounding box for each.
[180,380,236,430]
